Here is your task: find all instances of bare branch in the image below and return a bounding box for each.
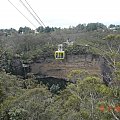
[111,111,120,120]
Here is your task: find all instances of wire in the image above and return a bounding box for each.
[20,0,56,43]
[19,0,43,27]
[8,0,55,43]
[24,0,46,27]
[8,0,37,29]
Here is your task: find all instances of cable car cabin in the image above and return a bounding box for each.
[55,51,65,59]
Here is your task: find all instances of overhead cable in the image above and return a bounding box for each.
[8,0,37,29]
[24,0,46,27]
[19,0,43,27]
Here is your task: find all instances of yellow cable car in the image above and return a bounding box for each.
[55,51,65,59]
[55,44,65,60]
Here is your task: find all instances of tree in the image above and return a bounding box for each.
[44,26,52,33]
[0,71,53,120]
[86,23,107,31]
[76,24,86,31]
[18,26,32,34]
[36,26,44,33]
[108,24,116,28]
[103,34,120,70]
[46,70,120,120]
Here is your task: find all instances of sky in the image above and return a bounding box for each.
[0,0,120,30]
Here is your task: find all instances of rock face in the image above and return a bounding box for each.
[10,58,23,76]
[36,77,68,91]
[6,53,112,86]
[30,54,101,79]
[9,58,31,78]
[30,54,113,86]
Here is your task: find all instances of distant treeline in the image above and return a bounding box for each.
[0,23,120,36]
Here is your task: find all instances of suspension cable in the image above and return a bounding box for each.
[8,0,37,29]
[21,0,56,42]
[24,0,46,27]
[19,0,43,27]
[8,0,55,43]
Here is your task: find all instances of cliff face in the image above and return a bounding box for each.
[30,54,101,79]
[6,53,112,86]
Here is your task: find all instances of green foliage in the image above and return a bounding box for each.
[0,96,17,118]
[36,26,56,33]
[0,82,5,103]
[8,107,28,120]
[50,84,60,94]
[109,24,116,28]
[0,69,120,120]
[21,48,42,61]
[114,70,120,80]
[19,43,55,62]
[44,26,54,33]
[1,24,120,120]
[102,34,120,84]
[97,84,111,95]
[76,24,86,31]
[66,43,90,55]
[0,71,53,120]
[75,23,107,32]
[46,70,120,120]
[86,23,107,31]
[104,34,116,41]
[42,44,55,58]
[18,26,32,34]
[108,24,120,31]
[36,26,44,33]
[67,69,88,81]
[103,34,120,47]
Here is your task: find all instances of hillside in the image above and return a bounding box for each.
[0,23,120,120]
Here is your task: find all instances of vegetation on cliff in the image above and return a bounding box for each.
[0,23,120,120]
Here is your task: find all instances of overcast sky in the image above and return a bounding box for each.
[0,0,120,30]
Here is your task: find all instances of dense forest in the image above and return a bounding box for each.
[0,23,120,120]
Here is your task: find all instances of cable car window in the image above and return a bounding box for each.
[61,53,63,58]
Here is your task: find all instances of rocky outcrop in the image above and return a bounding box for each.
[30,54,101,79]
[9,57,31,78]
[100,57,113,86]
